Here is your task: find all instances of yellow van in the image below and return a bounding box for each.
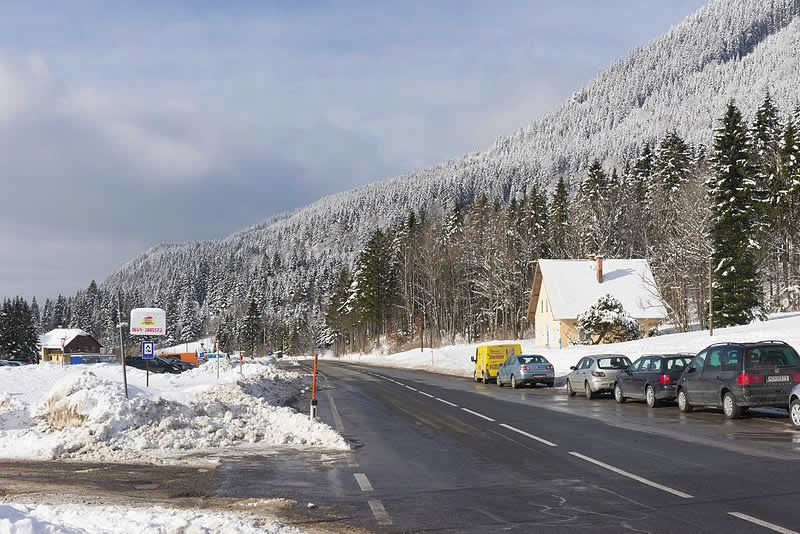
[471,344,522,384]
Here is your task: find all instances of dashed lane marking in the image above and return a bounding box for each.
[728,513,798,534]
[499,423,557,447]
[569,451,693,499]
[368,500,393,525]
[354,473,374,492]
[405,385,418,391]
[460,408,495,422]
[418,391,435,398]
[436,397,459,407]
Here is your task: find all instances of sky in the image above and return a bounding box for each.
[0,0,708,301]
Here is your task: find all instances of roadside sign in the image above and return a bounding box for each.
[141,341,155,360]
[130,308,167,336]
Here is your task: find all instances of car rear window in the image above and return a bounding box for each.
[665,357,692,371]
[597,356,631,369]
[746,346,800,369]
[519,356,547,364]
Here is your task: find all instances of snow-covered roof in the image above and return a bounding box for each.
[156,336,216,355]
[537,259,668,320]
[39,328,96,349]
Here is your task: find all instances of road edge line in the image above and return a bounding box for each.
[728,512,798,534]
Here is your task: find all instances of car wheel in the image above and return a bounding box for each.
[473,371,479,383]
[497,375,503,387]
[511,376,518,389]
[614,383,626,404]
[791,399,800,429]
[566,379,576,397]
[723,391,742,419]
[645,386,657,408]
[678,389,693,413]
[584,381,594,400]
[482,370,489,384]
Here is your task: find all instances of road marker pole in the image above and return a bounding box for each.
[310,354,319,420]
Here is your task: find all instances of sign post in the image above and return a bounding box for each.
[141,340,155,387]
[130,308,166,394]
[310,354,318,420]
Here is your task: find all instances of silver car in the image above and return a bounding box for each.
[566,354,632,399]
[497,355,554,389]
[789,383,800,429]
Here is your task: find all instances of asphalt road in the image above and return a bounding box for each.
[271,360,800,533]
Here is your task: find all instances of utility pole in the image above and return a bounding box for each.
[117,290,129,398]
[709,258,714,337]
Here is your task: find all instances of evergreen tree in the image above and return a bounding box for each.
[238,297,262,354]
[708,101,764,327]
[548,176,570,258]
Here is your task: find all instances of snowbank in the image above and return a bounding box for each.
[334,313,800,377]
[0,502,301,534]
[0,359,347,463]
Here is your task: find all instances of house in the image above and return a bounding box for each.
[39,328,103,364]
[528,257,668,347]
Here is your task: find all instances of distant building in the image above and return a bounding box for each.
[39,328,103,364]
[528,257,668,347]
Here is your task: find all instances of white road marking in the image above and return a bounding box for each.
[569,452,693,499]
[728,512,798,534]
[354,473,374,492]
[460,408,496,422]
[326,391,345,433]
[418,391,435,398]
[499,424,557,447]
[405,385,418,391]
[368,499,393,525]
[436,397,459,407]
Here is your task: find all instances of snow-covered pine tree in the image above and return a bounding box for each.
[548,176,570,258]
[708,100,765,327]
[576,294,641,344]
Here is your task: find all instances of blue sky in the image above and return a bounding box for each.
[0,0,707,300]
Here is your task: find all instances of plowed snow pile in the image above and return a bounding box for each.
[0,359,347,463]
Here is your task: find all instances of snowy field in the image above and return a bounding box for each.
[0,358,346,463]
[0,501,300,534]
[334,313,800,378]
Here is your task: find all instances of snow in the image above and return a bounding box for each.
[0,502,301,534]
[335,313,800,378]
[156,336,216,356]
[537,259,667,320]
[0,358,347,463]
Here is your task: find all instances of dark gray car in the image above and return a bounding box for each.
[614,354,693,407]
[677,341,800,418]
[497,355,554,388]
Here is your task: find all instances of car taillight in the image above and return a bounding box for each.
[546,364,553,370]
[737,373,763,385]
[792,373,800,383]
[659,374,671,385]
[592,371,606,377]
[520,365,530,371]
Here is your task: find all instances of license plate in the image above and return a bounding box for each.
[766,375,789,383]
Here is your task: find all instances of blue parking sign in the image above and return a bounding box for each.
[141,341,155,360]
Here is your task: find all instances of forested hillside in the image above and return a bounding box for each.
[38,0,800,355]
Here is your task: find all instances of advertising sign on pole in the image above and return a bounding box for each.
[130,308,167,336]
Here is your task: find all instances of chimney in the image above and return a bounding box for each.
[596,255,604,283]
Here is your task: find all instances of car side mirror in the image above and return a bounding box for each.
[570,366,576,371]
[470,356,476,363]
[687,367,696,373]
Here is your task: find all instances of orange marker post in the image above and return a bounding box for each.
[310,354,319,420]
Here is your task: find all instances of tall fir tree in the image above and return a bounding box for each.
[708,101,764,327]
[548,176,570,258]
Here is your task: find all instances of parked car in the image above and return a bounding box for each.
[566,355,632,399]
[159,356,197,372]
[0,360,24,367]
[789,384,800,429]
[677,341,800,419]
[497,355,554,388]
[124,356,182,374]
[614,354,693,407]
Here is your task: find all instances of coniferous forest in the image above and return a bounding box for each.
[10,96,797,359]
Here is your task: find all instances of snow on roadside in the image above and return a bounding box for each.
[0,501,301,534]
[0,358,347,463]
[333,313,800,378]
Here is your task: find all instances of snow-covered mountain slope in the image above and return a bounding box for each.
[104,0,800,321]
